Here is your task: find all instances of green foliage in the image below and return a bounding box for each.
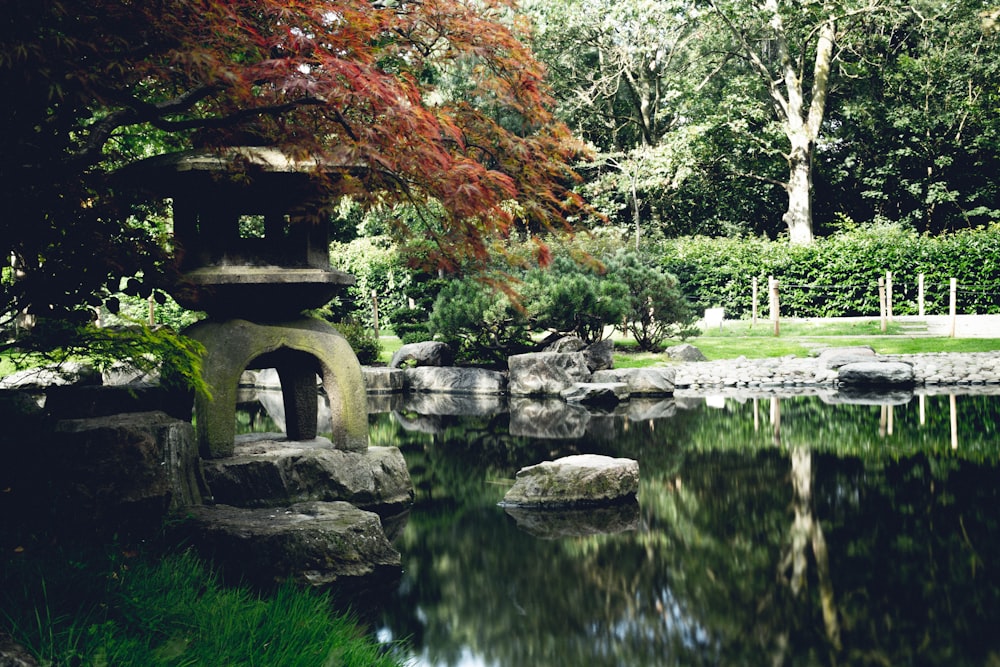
[331,321,383,365]
[661,224,1000,318]
[427,278,533,366]
[522,255,630,343]
[5,320,207,396]
[604,249,698,350]
[0,547,402,667]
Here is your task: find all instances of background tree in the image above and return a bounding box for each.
[818,0,1000,233]
[0,0,585,367]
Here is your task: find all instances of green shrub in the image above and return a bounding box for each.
[661,224,1000,318]
[606,250,699,350]
[427,278,533,366]
[522,255,630,343]
[332,321,382,365]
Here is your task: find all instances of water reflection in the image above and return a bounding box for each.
[361,390,1000,666]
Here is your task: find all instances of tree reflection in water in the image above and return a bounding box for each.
[242,390,1000,665]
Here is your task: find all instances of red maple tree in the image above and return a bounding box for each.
[1,0,586,330]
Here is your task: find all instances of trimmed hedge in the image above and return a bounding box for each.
[660,224,1000,318]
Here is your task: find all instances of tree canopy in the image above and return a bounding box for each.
[1,0,586,349]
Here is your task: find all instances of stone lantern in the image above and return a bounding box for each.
[129,147,368,458]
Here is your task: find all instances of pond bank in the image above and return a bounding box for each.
[674,350,1000,390]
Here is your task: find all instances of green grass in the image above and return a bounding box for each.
[612,319,1000,367]
[1,547,402,667]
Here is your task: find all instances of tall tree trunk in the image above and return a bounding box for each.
[784,134,815,244]
[712,0,836,244]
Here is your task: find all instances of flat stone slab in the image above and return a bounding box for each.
[560,382,629,406]
[362,366,405,393]
[500,454,639,508]
[838,361,915,386]
[592,367,676,396]
[403,366,506,394]
[201,434,413,513]
[179,500,401,588]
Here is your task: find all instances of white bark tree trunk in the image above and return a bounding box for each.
[713,0,837,244]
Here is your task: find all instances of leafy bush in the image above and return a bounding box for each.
[332,321,382,365]
[522,255,630,343]
[661,224,1000,318]
[606,250,698,350]
[427,278,533,366]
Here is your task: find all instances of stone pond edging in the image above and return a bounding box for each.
[362,346,1000,400]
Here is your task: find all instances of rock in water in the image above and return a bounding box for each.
[501,454,639,508]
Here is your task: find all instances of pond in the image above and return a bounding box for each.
[349,390,1000,667]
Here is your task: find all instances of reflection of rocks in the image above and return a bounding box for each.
[404,366,506,394]
[201,434,414,514]
[389,341,453,368]
[504,500,639,538]
[627,398,677,420]
[367,392,405,413]
[500,454,639,508]
[393,411,445,434]
[401,392,506,416]
[838,361,915,387]
[508,352,591,396]
[178,501,401,589]
[508,398,590,439]
[822,389,914,405]
[592,367,676,396]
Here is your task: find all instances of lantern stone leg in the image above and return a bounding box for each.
[186,318,369,459]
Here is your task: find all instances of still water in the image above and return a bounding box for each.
[355,390,1000,667]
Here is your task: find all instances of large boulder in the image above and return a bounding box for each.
[389,341,454,368]
[508,352,591,396]
[816,346,877,370]
[665,344,707,362]
[584,339,615,372]
[178,501,401,589]
[838,361,915,387]
[592,367,676,396]
[0,361,101,390]
[500,454,639,508]
[201,434,413,514]
[44,412,205,536]
[403,366,506,394]
[45,384,192,421]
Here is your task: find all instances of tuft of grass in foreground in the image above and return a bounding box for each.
[1,547,402,667]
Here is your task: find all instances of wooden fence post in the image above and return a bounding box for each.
[885,270,893,322]
[371,289,380,338]
[949,278,957,338]
[917,273,925,317]
[768,276,780,337]
[878,277,887,332]
[751,276,758,327]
